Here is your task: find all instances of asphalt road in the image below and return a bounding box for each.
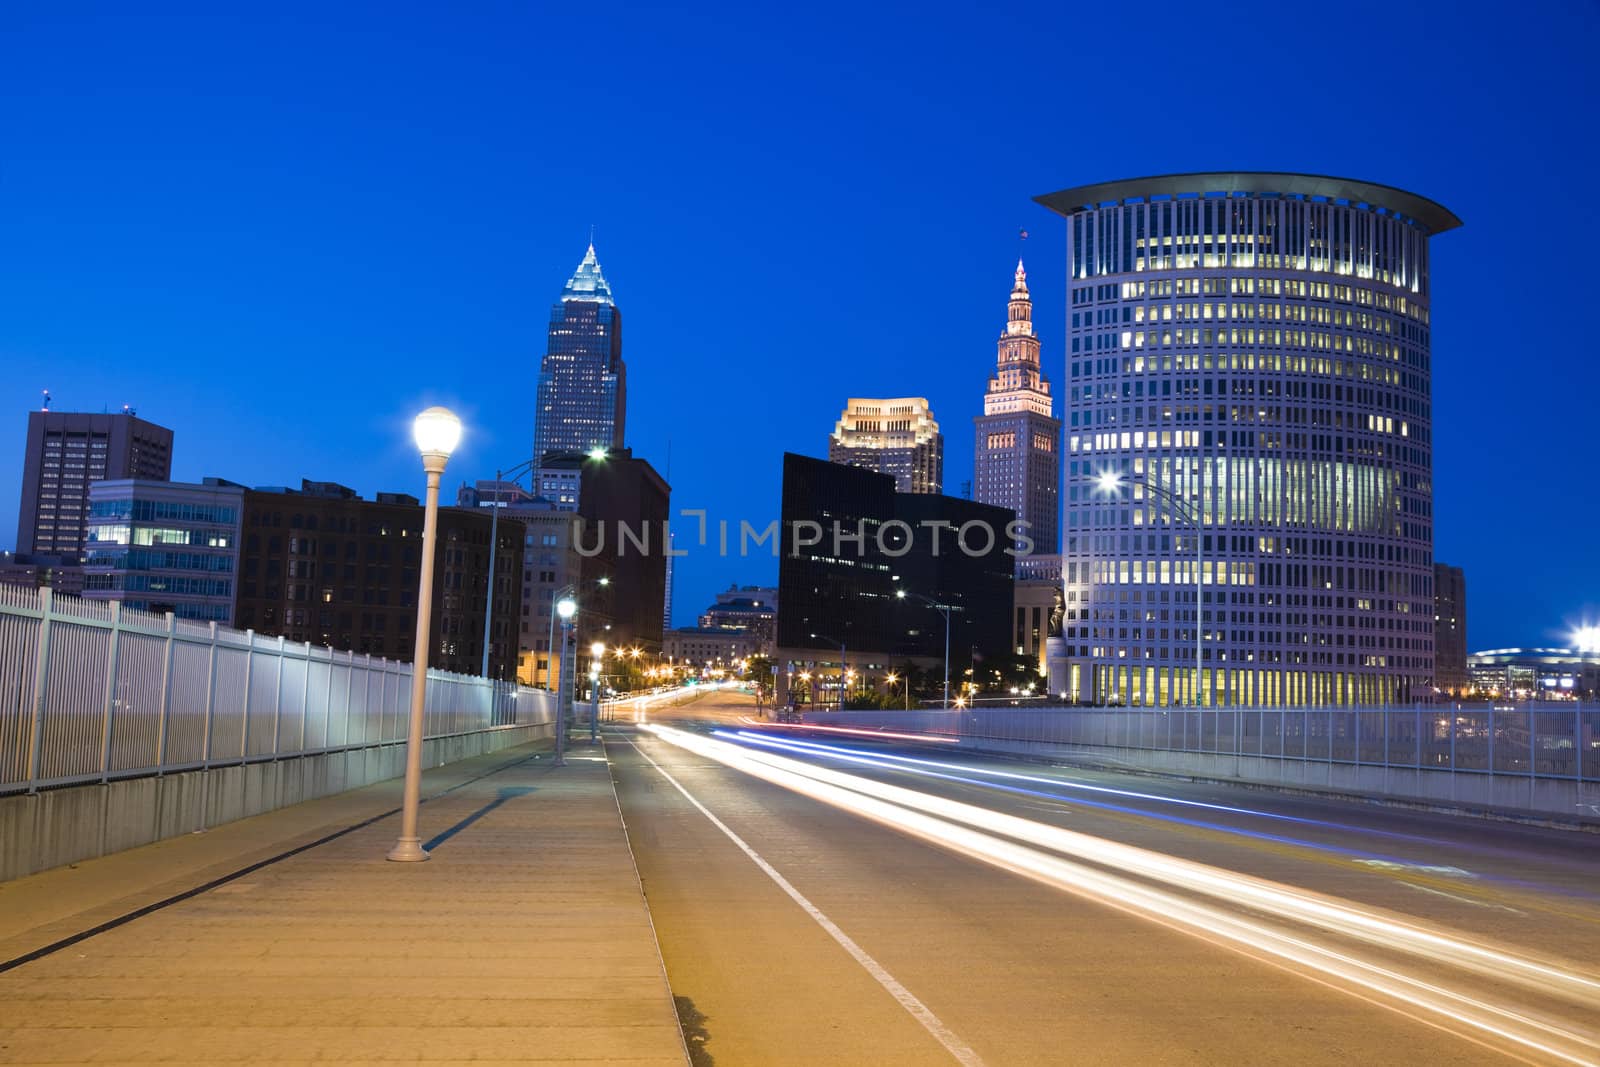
[608,689,1600,1066]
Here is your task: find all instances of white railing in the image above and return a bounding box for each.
[811,704,1600,782]
[0,587,554,794]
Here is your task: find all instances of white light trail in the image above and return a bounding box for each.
[643,724,1600,1066]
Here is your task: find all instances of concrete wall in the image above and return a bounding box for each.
[0,723,550,883]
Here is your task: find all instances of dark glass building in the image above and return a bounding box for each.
[572,448,671,656]
[533,244,626,462]
[1433,563,1468,696]
[776,453,1014,669]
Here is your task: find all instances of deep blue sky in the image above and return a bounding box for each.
[2,2,1595,649]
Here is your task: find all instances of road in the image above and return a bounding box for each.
[607,688,1600,1066]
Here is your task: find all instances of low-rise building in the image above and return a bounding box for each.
[664,626,761,668]
[82,478,245,622]
[1468,648,1600,701]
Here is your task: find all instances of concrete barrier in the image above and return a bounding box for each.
[0,722,549,882]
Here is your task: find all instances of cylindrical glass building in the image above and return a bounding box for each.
[1035,173,1460,707]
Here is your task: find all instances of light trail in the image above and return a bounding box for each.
[736,716,962,744]
[720,729,1450,867]
[642,724,1600,1065]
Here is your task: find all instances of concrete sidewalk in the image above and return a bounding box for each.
[0,740,688,1065]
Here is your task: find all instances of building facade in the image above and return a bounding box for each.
[232,481,523,676]
[664,626,761,668]
[16,409,174,560]
[776,453,1013,678]
[82,478,244,622]
[1468,648,1600,701]
[1433,563,1468,696]
[974,260,1061,555]
[573,448,671,657]
[1038,172,1459,707]
[699,584,778,654]
[533,244,626,463]
[829,397,943,494]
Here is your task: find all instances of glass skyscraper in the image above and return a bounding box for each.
[1036,172,1459,708]
[533,244,626,462]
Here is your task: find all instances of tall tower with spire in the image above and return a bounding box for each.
[533,243,626,462]
[973,259,1060,554]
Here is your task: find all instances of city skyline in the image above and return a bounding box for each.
[1,4,1596,649]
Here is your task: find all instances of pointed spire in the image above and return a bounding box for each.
[560,241,615,305]
[1013,258,1028,296]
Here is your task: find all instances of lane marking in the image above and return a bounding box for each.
[623,733,986,1067]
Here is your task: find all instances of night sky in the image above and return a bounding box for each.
[2,2,1595,650]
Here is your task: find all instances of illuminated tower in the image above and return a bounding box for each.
[533,244,626,462]
[828,398,943,494]
[973,260,1061,554]
[1037,172,1459,708]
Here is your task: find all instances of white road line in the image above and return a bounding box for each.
[624,733,986,1067]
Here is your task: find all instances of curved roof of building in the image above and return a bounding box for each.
[1034,172,1461,234]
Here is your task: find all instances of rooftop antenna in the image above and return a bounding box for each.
[589,223,595,249]
[40,389,51,411]
[122,403,137,417]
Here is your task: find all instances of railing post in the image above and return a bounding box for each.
[322,648,335,750]
[343,651,355,747]
[1488,705,1495,773]
[240,630,255,757]
[1354,706,1361,767]
[25,587,56,792]
[99,602,126,782]
[300,641,312,753]
[1449,707,1457,772]
[201,622,219,764]
[1529,705,1537,781]
[271,634,285,756]
[1576,708,1584,786]
[154,612,177,769]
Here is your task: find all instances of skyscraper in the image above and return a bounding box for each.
[828,398,943,494]
[16,409,174,561]
[1433,563,1468,696]
[533,244,626,463]
[1037,172,1459,707]
[973,260,1061,554]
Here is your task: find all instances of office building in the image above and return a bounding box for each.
[232,480,524,676]
[573,448,670,656]
[1433,563,1468,696]
[459,480,580,686]
[699,584,779,654]
[1468,648,1600,701]
[533,244,626,462]
[664,626,762,668]
[1038,172,1459,706]
[82,478,245,622]
[775,453,1012,681]
[16,409,174,561]
[0,551,86,596]
[973,260,1061,555]
[828,398,943,494]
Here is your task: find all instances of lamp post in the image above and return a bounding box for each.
[589,641,605,742]
[1094,470,1204,707]
[809,632,847,710]
[553,596,576,766]
[387,406,462,863]
[895,590,952,710]
[544,576,609,690]
[478,457,540,679]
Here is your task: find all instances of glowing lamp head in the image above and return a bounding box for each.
[1574,626,1600,654]
[1094,470,1125,495]
[412,406,462,459]
[886,673,898,684]
[895,590,906,599]
[590,642,605,658]
[587,447,607,462]
[555,597,577,621]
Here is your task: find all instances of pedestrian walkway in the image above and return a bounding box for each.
[0,739,688,1065]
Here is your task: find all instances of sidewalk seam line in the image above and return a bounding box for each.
[602,729,694,1067]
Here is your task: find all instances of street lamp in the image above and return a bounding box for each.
[543,576,608,690]
[388,405,461,863]
[554,595,576,765]
[895,589,952,709]
[589,641,606,742]
[1094,470,1204,707]
[477,456,542,679]
[1573,626,1600,654]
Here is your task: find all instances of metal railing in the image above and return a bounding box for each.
[814,704,1600,783]
[0,586,554,794]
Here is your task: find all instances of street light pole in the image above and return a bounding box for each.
[554,596,576,766]
[479,458,538,679]
[388,406,461,863]
[1095,471,1204,707]
[895,590,952,710]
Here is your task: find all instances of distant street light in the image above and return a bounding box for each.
[896,589,952,710]
[388,405,461,863]
[1573,626,1600,654]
